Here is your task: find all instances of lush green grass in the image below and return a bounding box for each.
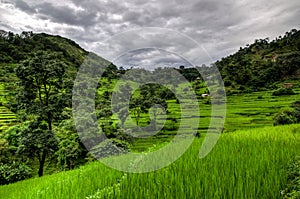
[0,124,299,198]
[1,77,299,197]
[0,162,123,199]
[224,89,300,131]
[130,88,300,151]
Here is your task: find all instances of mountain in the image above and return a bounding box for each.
[0,31,88,104]
[0,31,113,134]
[215,28,300,92]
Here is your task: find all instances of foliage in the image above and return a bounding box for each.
[0,31,87,108]
[0,162,32,185]
[112,83,132,127]
[281,156,300,198]
[274,100,300,126]
[216,29,300,91]
[273,110,298,126]
[13,50,74,177]
[0,31,133,180]
[272,87,295,96]
[292,100,300,112]
[15,50,70,130]
[178,67,201,82]
[129,83,169,129]
[0,124,299,198]
[1,29,300,192]
[18,121,58,177]
[55,119,88,170]
[0,125,22,164]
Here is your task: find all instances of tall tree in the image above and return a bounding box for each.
[112,83,132,127]
[15,50,70,176]
[18,121,58,177]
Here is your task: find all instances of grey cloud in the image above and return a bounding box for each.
[35,2,97,27]
[1,0,300,66]
[114,48,192,70]
[14,0,35,14]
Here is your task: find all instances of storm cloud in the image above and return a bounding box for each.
[0,0,300,68]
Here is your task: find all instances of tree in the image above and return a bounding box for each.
[55,119,87,170]
[15,51,70,176]
[145,96,167,130]
[112,83,132,127]
[18,121,58,177]
[130,84,168,130]
[130,97,143,126]
[15,51,70,130]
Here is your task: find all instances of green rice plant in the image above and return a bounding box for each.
[0,124,299,199]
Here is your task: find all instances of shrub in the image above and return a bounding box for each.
[273,110,298,126]
[281,156,300,198]
[223,78,231,87]
[272,88,295,96]
[90,138,129,159]
[0,162,32,185]
[292,100,300,112]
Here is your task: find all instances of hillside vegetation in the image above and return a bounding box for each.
[0,124,299,199]
[0,29,299,198]
[216,29,300,92]
[0,31,88,132]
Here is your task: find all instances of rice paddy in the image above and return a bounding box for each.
[0,124,299,198]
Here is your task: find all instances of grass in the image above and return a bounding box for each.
[0,162,123,199]
[224,89,300,131]
[1,78,300,198]
[129,88,300,151]
[0,124,299,198]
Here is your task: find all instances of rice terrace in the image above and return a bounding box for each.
[0,1,300,198]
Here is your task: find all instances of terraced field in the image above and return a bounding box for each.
[130,87,300,151]
[0,84,17,133]
[225,89,300,131]
[0,106,17,133]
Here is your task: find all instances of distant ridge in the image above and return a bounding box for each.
[216,28,300,91]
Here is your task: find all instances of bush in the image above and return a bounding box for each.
[90,138,129,159]
[292,100,300,112]
[0,162,32,185]
[272,88,295,96]
[281,156,300,198]
[273,110,298,126]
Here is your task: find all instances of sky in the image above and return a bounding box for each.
[0,0,300,68]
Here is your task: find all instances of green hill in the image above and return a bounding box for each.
[0,31,92,133]
[216,29,300,92]
[0,30,89,101]
[0,31,120,179]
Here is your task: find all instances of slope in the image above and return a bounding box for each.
[216,28,300,92]
[0,124,299,199]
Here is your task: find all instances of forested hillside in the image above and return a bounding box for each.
[0,30,88,107]
[216,29,300,92]
[0,31,116,181]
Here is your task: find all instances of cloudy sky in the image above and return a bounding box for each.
[0,0,300,68]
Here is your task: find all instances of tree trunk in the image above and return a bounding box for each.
[38,150,47,177]
[47,113,52,131]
